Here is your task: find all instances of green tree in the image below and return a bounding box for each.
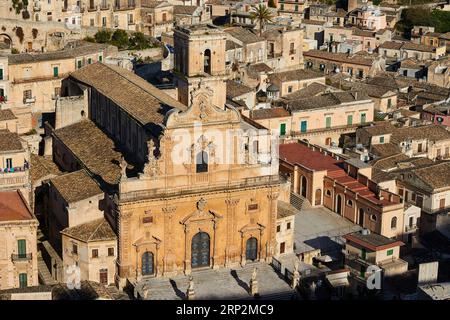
[250,4,273,37]
[111,29,129,49]
[129,32,149,50]
[94,29,112,43]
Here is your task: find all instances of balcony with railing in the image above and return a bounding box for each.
[11,253,32,262]
[100,4,110,10]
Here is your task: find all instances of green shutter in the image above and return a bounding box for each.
[300,121,307,133]
[0,68,3,80]
[280,123,286,136]
[99,55,103,62]
[19,273,27,288]
[347,115,353,125]
[361,248,366,260]
[53,66,58,77]
[361,113,366,124]
[380,136,385,143]
[387,249,393,256]
[18,239,26,257]
[326,117,331,128]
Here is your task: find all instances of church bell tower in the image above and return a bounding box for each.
[173,24,228,109]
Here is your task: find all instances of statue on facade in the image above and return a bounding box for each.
[143,139,160,178]
[120,156,127,180]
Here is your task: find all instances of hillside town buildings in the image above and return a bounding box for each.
[0,0,449,300]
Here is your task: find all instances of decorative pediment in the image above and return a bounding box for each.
[133,234,162,248]
[239,223,265,235]
[180,198,223,225]
[165,82,240,128]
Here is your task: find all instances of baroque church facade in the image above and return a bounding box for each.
[59,24,290,289]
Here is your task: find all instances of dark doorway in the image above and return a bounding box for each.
[99,269,108,285]
[301,176,307,197]
[335,194,343,215]
[358,208,364,227]
[141,251,154,276]
[246,237,258,261]
[315,189,321,205]
[191,232,210,268]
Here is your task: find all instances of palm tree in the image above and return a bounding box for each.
[250,4,273,37]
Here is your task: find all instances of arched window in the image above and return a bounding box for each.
[204,49,211,74]
[391,217,397,229]
[325,189,332,196]
[347,199,353,207]
[196,151,208,173]
[370,214,377,222]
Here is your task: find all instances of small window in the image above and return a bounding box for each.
[72,243,78,255]
[143,216,153,224]
[92,249,98,258]
[380,136,385,144]
[347,200,353,207]
[287,222,291,230]
[325,190,332,197]
[370,214,377,222]
[108,247,114,256]
[387,249,394,256]
[276,225,281,232]
[391,217,397,229]
[248,204,258,211]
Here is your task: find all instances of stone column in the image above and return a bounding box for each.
[184,224,191,275]
[225,198,239,267]
[266,192,279,261]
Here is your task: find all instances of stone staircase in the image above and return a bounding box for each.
[37,253,58,286]
[290,192,311,211]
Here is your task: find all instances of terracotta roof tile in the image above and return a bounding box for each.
[52,119,123,186]
[50,170,103,203]
[69,63,186,126]
[61,218,116,242]
[0,130,23,152]
[0,191,34,222]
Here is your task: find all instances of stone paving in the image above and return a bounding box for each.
[137,262,297,300]
[294,206,361,255]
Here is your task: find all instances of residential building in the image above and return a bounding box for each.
[347,6,387,31]
[0,190,39,290]
[263,26,304,71]
[47,170,105,254]
[282,91,373,145]
[343,230,408,293]
[279,142,405,238]
[268,69,325,97]
[421,103,450,127]
[61,218,117,285]
[276,201,297,256]
[0,130,30,202]
[357,123,450,161]
[304,50,385,79]
[427,59,450,88]
[378,41,446,61]
[2,41,116,131]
